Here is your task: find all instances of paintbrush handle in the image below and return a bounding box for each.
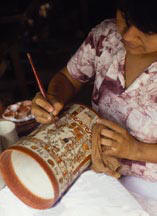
[27,53,47,99]
[27,53,57,125]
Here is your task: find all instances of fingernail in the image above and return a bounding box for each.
[48,106,53,112]
[53,110,58,116]
[105,143,111,146]
[48,115,52,121]
[96,118,101,123]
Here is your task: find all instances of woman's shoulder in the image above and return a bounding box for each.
[90,18,120,39]
[87,18,122,52]
[93,18,117,30]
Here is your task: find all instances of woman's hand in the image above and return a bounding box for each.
[97,118,139,160]
[31,92,64,124]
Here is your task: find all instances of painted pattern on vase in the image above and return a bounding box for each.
[0,104,99,209]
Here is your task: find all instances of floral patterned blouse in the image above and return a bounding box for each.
[67,19,157,181]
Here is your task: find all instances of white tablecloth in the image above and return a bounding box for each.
[120,176,157,216]
[0,171,149,216]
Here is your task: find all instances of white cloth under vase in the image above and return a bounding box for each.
[0,171,148,216]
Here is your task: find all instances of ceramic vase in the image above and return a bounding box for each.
[0,104,98,209]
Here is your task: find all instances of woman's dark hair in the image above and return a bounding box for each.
[117,0,157,34]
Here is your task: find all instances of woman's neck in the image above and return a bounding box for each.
[127,51,157,63]
[124,51,157,88]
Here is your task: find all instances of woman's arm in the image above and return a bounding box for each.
[31,67,84,123]
[47,67,83,105]
[132,141,157,163]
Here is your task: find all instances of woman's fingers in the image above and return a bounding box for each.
[97,118,127,135]
[32,92,64,124]
[100,138,119,156]
[35,97,54,113]
[31,103,52,123]
[100,137,113,146]
[32,92,53,112]
[50,99,63,116]
[35,116,52,124]
[102,148,117,156]
[101,128,124,144]
[47,94,64,116]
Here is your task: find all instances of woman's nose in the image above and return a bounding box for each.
[123,26,140,42]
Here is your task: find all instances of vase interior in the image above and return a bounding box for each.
[11,150,54,199]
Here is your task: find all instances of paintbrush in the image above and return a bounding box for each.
[27,52,56,124]
[27,53,47,98]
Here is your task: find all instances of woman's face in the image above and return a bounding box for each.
[116,10,157,56]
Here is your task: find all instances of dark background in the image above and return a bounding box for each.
[0,0,116,106]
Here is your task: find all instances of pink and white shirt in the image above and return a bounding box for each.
[67,19,157,181]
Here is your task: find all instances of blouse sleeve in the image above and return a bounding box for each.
[67,19,117,83]
[67,32,97,83]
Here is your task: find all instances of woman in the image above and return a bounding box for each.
[32,0,157,187]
